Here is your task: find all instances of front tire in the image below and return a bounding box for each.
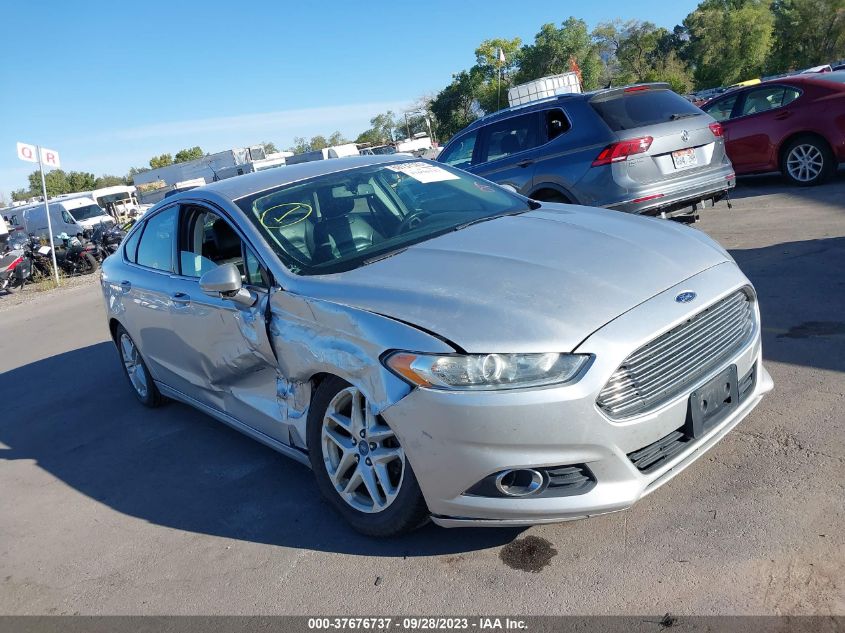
[115,325,163,408]
[307,376,428,536]
[80,253,98,275]
[781,136,835,186]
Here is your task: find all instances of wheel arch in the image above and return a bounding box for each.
[528,182,579,204]
[777,131,834,168]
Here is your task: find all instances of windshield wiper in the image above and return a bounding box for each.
[452,206,536,233]
[362,247,410,267]
[669,112,698,121]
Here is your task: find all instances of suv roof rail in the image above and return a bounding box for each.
[476,93,582,124]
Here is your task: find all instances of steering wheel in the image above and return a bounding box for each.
[396,210,431,234]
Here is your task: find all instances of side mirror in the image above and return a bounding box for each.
[199,263,256,307]
[499,183,518,193]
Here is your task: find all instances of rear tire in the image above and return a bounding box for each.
[307,376,429,536]
[80,253,98,275]
[781,136,835,186]
[115,324,163,408]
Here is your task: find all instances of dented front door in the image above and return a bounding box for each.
[165,274,288,443]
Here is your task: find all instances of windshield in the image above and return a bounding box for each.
[69,204,106,221]
[97,193,133,206]
[235,161,533,275]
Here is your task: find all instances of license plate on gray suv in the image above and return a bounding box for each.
[672,148,698,170]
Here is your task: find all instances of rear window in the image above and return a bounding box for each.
[591,89,703,131]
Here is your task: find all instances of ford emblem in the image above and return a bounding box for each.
[676,291,697,303]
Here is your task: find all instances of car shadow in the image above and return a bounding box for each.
[730,165,845,201]
[0,342,522,557]
[730,235,845,373]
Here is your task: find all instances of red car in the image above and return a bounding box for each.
[701,73,845,185]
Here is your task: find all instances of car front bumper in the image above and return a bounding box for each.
[382,263,772,527]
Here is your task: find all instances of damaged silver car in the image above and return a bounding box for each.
[101,155,772,535]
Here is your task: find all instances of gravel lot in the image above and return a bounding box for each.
[0,173,843,616]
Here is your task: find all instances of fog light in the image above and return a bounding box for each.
[494,469,544,497]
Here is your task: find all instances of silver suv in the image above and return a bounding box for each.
[437,83,736,220]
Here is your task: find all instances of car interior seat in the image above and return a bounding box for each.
[314,193,383,262]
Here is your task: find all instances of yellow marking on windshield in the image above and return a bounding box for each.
[259,202,312,229]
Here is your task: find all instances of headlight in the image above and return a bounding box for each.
[383,351,591,391]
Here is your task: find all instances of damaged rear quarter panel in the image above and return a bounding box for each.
[268,289,455,449]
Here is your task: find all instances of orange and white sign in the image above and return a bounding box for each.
[16,142,61,168]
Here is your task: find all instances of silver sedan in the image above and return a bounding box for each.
[101,155,772,535]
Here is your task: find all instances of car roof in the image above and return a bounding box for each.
[458,83,673,133]
[198,154,408,201]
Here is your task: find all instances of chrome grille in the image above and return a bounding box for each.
[597,289,755,418]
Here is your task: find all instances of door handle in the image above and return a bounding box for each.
[119,280,132,293]
[774,110,792,120]
[516,159,534,168]
[171,292,191,306]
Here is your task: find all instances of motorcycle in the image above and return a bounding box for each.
[35,233,99,278]
[0,235,30,293]
[90,223,126,261]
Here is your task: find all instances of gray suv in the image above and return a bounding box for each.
[437,83,736,220]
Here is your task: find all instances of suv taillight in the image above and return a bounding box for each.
[709,122,724,137]
[591,136,653,167]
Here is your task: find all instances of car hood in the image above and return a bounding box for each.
[294,205,731,353]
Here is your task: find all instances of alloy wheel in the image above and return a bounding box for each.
[120,333,148,399]
[321,386,405,513]
[786,144,824,183]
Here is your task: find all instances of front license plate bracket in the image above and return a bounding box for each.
[686,365,739,438]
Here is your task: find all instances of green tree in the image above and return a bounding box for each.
[94,174,127,188]
[429,68,485,141]
[683,0,775,88]
[261,141,279,154]
[309,135,329,151]
[28,169,69,198]
[174,146,204,163]
[594,20,693,93]
[355,128,384,146]
[327,131,349,146]
[767,0,845,72]
[66,171,96,192]
[126,166,149,185]
[289,137,310,154]
[149,153,173,169]
[516,18,603,90]
[12,189,31,202]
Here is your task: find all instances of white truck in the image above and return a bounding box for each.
[11,197,113,239]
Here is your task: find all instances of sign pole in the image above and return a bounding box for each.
[37,146,60,286]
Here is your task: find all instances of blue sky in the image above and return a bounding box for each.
[0,0,698,198]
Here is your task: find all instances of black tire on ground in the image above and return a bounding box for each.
[80,253,98,274]
[306,375,429,537]
[114,324,163,408]
[780,135,835,187]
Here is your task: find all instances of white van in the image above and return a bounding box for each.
[21,197,113,239]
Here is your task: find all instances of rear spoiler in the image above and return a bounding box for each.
[589,83,672,103]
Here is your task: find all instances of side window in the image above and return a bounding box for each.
[703,94,739,122]
[544,108,571,142]
[136,207,177,272]
[178,207,267,287]
[439,131,478,168]
[479,113,541,163]
[782,87,801,106]
[61,210,75,224]
[741,87,790,116]
[123,225,143,263]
